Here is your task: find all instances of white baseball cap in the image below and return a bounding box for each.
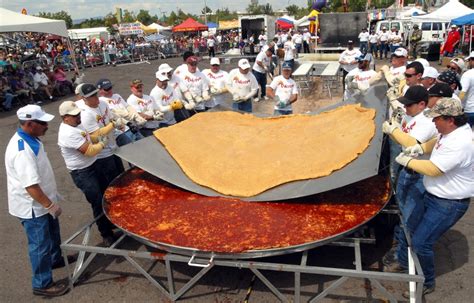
[465,51,474,60]
[422,66,439,79]
[158,63,173,73]
[155,71,169,81]
[210,57,220,65]
[414,58,430,69]
[59,101,81,116]
[393,47,408,57]
[238,59,251,70]
[17,104,54,122]
[75,83,84,95]
[450,58,465,71]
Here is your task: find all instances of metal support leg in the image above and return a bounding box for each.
[250,268,289,303]
[369,278,397,303]
[354,239,362,271]
[295,250,308,303]
[172,263,214,301]
[165,259,175,297]
[309,276,348,303]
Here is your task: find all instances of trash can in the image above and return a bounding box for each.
[420,42,441,61]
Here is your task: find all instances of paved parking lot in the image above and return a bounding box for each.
[0,57,472,302]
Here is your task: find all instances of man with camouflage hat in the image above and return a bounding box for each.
[395,97,473,297]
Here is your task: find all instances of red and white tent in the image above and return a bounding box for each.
[172,18,208,32]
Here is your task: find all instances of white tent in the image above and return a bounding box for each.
[398,7,426,19]
[148,23,172,32]
[0,7,68,37]
[412,0,474,22]
[68,27,109,40]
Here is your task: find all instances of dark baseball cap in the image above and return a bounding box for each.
[428,83,453,98]
[96,78,113,90]
[78,83,99,97]
[398,86,429,105]
[183,51,194,61]
[437,70,461,90]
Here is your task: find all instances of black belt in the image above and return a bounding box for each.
[426,192,470,203]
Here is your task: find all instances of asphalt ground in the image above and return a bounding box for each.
[0,56,473,302]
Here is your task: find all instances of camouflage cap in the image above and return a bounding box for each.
[424,97,463,118]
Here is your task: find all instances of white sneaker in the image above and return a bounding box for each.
[254,97,260,102]
[264,96,269,100]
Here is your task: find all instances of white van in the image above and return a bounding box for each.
[412,21,449,43]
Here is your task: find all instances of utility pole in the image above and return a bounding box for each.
[204,0,208,24]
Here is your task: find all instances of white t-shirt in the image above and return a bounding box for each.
[369,34,378,44]
[339,48,362,73]
[173,63,200,80]
[33,72,48,88]
[389,32,402,46]
[303,32,311,43]
[127,94,159,129]
[378,31,390,42]
[344,68,378,100]
[202,69,229,107]
[226,68,259,100]
[5,131,59,219]
[169,75,184,101]
[294,34,303,44]
[269,75,298,111]
[460,68,474,113]
[252,51,271,74]
[390,65,406,78]
[80,101,117,159]
[401,111,438,160]
[283,41,296,61]
[58,122,96,171]
[424,124,474,199]
[358,32,369,42]
[207,38,215,47]
[149,84,177,125]
[258,34,267,46]
[179,70,210,110]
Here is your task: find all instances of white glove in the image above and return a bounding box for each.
[153,111,164,120]
[132,113,147,126]
[210,86,219,94]
[184,101,195,110]
[403,144,424,157]
[194,95,204,103]
[277,100,288,109]
[382,120,399,134]
[143,110,155,119]
[233,95,241,102]
[347,81,359,90]
[183,91,194,102]
[98,135,109,147]
[395,152,413,167]
[203,92,211,101]
[243,92,255,100]
[112,118,127,129]
[46,202,62,219]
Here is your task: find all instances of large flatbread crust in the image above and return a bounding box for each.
[154,104,376,197]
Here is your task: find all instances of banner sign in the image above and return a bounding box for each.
[119,23,143,35]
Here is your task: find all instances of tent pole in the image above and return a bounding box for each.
[66,38,80,73]
[471,25,473,54]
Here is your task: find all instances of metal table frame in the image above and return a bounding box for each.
[61,214,424,302]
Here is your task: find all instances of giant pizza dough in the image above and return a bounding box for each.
[154,104,376,197]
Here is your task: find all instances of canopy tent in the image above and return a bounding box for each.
[218,20,239,30]
[452,13,474,26]
[148,22,172,32]
[398,7,426,19]
[68,27,109,40]
[412,0,474,22]
[276,19,293,30]
[206,22,217,28]
[172,18,208,32]
[137,22,157,34]
[0,7,68,37]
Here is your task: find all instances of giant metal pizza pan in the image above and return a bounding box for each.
[114,82,388,202]
[103,169,391,260]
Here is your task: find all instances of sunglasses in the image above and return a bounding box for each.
[211,64,220,67]
[447,66,458,71]
[404,73,416,78]
[103,87,113,91]
[32,120,47,125]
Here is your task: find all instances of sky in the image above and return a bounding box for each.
[4,0,312,20]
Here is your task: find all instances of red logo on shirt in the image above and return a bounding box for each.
[233,78,250,85]
[402,121,416,133]
[184,75,201,83]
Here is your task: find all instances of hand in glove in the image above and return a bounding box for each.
[153,111,164,120]
[142,110,155,120]
[184,101,195,110]
[382,120,399,134]
[395,152,413,167]
[277,100,288,108]
[210,86,219,94]
[203,92,211,101]
[403,144,424,157]
[347,81,359,89]
[219,87,228,94]
[98,135,109,147]
[112,117,127,129]
[171,100,183,110]
[132,113,147,126]
[232,94,241,102]
[46,202,62,219]
[194,96,204,103]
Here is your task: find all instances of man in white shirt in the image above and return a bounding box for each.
[149,71,184,127]
[389,27,402,54]
[5,105,69,297]
[460,51,474,126]
[33,66,54,100]
[368,29,379,58]
[202,57,229,108]
[395,98,473,296]
[252,47,273,102]
[293,31,303,54]
[302,29,311,53]
[226,59,258,113]
[57,101,117,246]
[179,55,211,112]
[344,53,378,101]
[78,83,125,187]
[283,38,296,70]
[378,27,390,59]
[207,35,216,57]
[358,28,369,54]
[126,79,163,137]
[267,62,299,115]
[97,79,145,145]
[338,40,362,90]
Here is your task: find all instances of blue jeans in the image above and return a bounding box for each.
[369,43,378,57]
[274,109,293,116]
[379,41,388,58]
[359,42,368,54]
[396,169,425,232]
[390,45,399,54]
[20,214,62,289]
[389,137,401,185]
[70,162,115,238]
[398,192,469,287]
[252,70,267,98]
[116,129,143,147]
[2,92,14,109]
[232,100,252,113]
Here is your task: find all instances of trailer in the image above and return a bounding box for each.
[239,14,277,41]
